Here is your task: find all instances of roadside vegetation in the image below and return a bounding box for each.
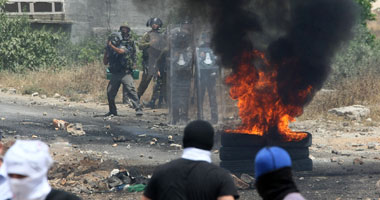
[302,0,380,120]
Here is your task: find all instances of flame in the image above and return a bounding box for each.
[225,50,311,141]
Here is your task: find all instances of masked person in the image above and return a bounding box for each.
[4,140,81,200]
[104,23,143,116]
[142,120,239,200]
[0,135,12,200]
[254,146,306,200]
[137,17,165,100]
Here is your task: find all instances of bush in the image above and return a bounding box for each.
[0,2,67,71]
[328,24,380,87]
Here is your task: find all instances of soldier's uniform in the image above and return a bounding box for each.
[196,44,218,124]
[106,27,142,116]
[148,52,167,108]
[137,18,165,99]
[167,22,194,124]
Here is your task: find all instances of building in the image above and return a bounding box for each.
[3,0,151,42]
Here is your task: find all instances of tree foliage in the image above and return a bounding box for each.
[0,1,68,71]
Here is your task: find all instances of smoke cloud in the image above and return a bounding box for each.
[132,0,358,108]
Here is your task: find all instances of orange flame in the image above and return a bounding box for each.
[225,50,311,141]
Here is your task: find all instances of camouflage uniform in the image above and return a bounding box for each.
[148,51,167,108]
[106,34,142,115]
[137,29,165,99]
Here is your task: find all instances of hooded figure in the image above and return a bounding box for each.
[142,120,239,200]
[254,146,305,200]
[4,140,81,200]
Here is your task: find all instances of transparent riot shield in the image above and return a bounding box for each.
[195,47,220,123]
[167,24,194,124]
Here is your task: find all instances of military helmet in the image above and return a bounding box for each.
[108,32,122,46]
[146,17,163,28]
[119,22,131,31]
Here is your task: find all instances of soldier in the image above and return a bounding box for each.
[137,17,165,100]
[146,53,167,109]
[196,32,219,124]
[103,24,143,116]
[167,19,194,124]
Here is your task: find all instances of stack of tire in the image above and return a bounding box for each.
[219,132,312,174]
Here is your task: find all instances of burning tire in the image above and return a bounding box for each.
[219,131,313,173]
[220,146,309,161]
[220,158,312,174]
[220,132,312,147]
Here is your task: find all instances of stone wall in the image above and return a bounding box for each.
[64,0,152,42]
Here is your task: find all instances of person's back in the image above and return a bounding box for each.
[142,120,238,200]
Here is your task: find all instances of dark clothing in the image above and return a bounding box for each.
[199,68,218,123]
[106,37,141,114]
[197,45,218,123]
[144,158,239,200]
[149,51,168,108]
[137,71,154,98]
[107,73,140,114]
[107,39,136,74]
[138,30,165,98]
[255,167,299,200]
[46,189,81,200]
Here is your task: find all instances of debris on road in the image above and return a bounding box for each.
[53,119,69,130]
[66,123,86,136]
[353,158,364,165]
[113,136,128,143]
[53,119,85,136]
[231,174,250,190]
[169,143,181,149]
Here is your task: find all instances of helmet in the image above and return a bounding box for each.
[119,22,131,32]
[146,17,163,28]
[108,32,122,46]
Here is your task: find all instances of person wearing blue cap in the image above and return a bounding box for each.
[254,146,305,200]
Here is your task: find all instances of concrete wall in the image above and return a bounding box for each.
[64,0,151,42]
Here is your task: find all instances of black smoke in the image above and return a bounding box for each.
[269,0,358,107]
[132,0,358,109]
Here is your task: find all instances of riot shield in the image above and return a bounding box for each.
[167,24,194,124]
[195,47,219,123]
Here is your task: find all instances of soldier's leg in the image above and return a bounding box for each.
[107,74,122,115]
[159,72,168,106]
[121,74,142,111]
[149,77,162,108]
[137,71,153,98]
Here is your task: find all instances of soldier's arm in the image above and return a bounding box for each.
[103,49,109,65]
[138,33,150,50]
[132,41,137,64]
[108,41,126,54]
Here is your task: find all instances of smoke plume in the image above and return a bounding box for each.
[133,0,358,108]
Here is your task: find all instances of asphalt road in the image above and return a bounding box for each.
[1,92,380,199]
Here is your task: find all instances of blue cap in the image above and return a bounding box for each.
[254,146,292,179]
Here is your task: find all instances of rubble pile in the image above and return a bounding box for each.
[48,157,151,194]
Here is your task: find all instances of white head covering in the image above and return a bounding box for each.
[4,140,53,200]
